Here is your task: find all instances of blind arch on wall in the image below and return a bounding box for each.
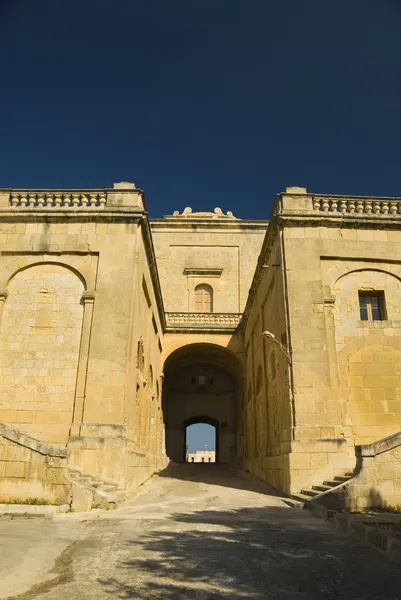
[194,284,213,313]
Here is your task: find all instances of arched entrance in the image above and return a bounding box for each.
[185,416,219,462]
[162,343,242,464]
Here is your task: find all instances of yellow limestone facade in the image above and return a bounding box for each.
[2,182,401,508]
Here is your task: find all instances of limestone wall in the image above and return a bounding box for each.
[0,423,71,504]
[333,268,401,445]
[240,188,401,496]
[0,264,84,444]
[278,189,401,493]
[151,216,266,313]
[0,184,167,495]
[241,225,292,492]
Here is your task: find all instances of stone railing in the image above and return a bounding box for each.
[312,196,401,216]
[0,183,144,211]
[165,312,242,330]
[8,191,107,209]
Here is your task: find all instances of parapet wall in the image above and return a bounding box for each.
[0,423,71,504]
[308,431,401,511]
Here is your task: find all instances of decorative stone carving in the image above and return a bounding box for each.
[8,191,106,209]
[171,207,237,219]
[165,312,242,330]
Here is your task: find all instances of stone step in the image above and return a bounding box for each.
[77,477,94,485]
[101,485,117,492]
[283,498,304,509]
[291,493,311,503]
[334,476,352,483]
[312,485,332,492]
[345,472,355,477]
[92,488,127,509]
[323,480,342,487]
[301,489,320,497]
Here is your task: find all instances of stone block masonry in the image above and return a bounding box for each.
[0,422,71,504]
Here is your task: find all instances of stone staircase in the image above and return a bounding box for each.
[284,471,355,509]
[68,468,127,511]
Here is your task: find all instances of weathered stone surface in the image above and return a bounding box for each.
[2,183,401,509]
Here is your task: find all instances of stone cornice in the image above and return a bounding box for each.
[278,212,401,228]
[241,214,280,330]
[150,219,269,231]
[139,214,167,332]
[0,207,144,222]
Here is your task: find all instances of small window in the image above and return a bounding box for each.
[195,284,213,313]
[359,292,385,321]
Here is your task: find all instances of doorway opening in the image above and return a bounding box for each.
[162,343,242,464]
[185,417,218,463]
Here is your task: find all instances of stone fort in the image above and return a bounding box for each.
[1,182,401,510]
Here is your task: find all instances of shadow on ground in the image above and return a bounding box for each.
[97,503,401,600]
[157,462,284,497]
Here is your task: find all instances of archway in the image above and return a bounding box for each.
[185,416,218,463]
[0,263,84,444]
[162,343,242,464]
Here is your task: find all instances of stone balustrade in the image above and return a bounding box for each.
[8,191,107,209]
[165,312,242,330]
[312,196,401,216]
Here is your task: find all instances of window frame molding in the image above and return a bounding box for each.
[358,290,387,322]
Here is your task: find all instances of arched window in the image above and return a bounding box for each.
[195,284,213,313]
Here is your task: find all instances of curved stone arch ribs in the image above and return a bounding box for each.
[0,262,87,445]
[161,335,245,371]
[331,268,401,351]
[331,265,401,446]
[323,259,401,291]
[0,253,99,292]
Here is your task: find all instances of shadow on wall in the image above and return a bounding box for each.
[308,481,389,513]
[97,504,401,599]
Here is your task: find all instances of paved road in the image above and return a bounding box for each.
[1,464,401,599]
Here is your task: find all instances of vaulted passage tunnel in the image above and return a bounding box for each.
[162,343,243,464]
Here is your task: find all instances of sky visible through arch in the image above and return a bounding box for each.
[187,424,216,454]
[1,1,401,220]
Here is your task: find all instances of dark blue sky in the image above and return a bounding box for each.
[1,1,401,219]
